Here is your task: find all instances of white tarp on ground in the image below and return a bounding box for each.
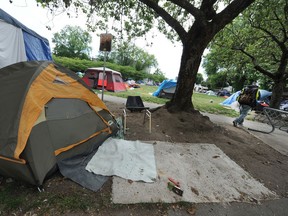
[86,138,157,183]
[112,141,277,204]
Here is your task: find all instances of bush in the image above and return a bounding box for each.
[52,56,163,82]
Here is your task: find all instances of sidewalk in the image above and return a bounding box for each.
[203,112,288,156]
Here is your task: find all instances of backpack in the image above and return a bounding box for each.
[237,86,260,107]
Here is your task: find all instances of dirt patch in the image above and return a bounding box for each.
[109,101,288,198]
[1,101,288,216]
[119,103,288,194]
[124,106,216,143]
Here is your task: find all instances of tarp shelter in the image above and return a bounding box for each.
[152,79,177,99]
[82,67,127,92]
[221,91,241,106]
[0,9,52,69]
[0,61,118,187]
[221,90,272,106]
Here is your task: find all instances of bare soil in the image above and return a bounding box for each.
[1,101,288,216]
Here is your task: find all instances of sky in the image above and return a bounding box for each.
[1,0,206,79]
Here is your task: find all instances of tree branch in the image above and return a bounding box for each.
[201,0,218,8]
[233,47,276,79]
[273,10,288,42]
[138,0,187,41]
[213,0,255,31]
[284,0,288,21]
[167,0,203,20]
[251,23,285,50]
[271,53,280,63]
[200,0,217,20]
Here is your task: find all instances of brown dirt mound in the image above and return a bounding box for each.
[124,106,219,143]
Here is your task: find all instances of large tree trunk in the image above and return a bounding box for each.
[164,0,256,113]
[270,79,286,109]
[166,23,213,112]
[166,44,204,112]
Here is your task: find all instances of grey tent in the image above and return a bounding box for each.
[0,61,118,187]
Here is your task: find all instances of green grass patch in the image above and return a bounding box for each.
[0,183,98,214]
[0,184,26,211]
[192,92,238,117]
[95,85,169,104]
[97,85,238,117]
[51,194,91,211]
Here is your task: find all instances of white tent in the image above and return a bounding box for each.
[0,9,52,69]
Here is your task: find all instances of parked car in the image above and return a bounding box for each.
[205,90,217,96]
[217,89,231,97]
[280,100,288,111]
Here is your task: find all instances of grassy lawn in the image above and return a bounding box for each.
[96,85,167,104]
[95,85,239,117]
[192,92,238,117]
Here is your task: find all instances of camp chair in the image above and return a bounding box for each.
[126,96,149,112]
[123,108,151,134]
[124,96,151,134]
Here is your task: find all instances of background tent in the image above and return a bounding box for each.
[221,91,241,106]
[0,61,118,187]
[82,67,127,92]
[0,9,52,69]
[152,79,177,99]
[221,90,272,106]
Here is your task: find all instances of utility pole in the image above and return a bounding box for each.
[99,33,112,101]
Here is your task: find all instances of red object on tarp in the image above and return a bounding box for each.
[168,177,180,187]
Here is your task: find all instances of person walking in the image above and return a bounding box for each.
[233,84,260,127]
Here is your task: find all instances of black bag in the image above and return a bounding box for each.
[237,86,259,107]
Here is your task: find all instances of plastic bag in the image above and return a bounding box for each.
[231,101,240,112]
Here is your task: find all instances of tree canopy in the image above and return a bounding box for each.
[37,0,255,112]
[97,41,158,73]
[96,41,165,82]
[52,25,92,59]
[203,0,288,108]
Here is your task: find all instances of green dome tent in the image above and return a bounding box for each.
[0,61,118,188]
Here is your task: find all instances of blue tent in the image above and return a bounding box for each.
[221,91,241,106]
[152,80,177,98]
[221,90,272,106]
[0,9,52,68]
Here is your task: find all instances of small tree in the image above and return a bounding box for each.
[52,25,92,59]
[203,49,257,91]
[206,71,230,90]
[151,69,166,83]
[105,41,158,73]
[196,73,204,85]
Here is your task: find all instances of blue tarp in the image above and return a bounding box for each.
[152,79,177,97]
[221,89,272,106]
[221,91,241,106]
[23,32,52,61]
